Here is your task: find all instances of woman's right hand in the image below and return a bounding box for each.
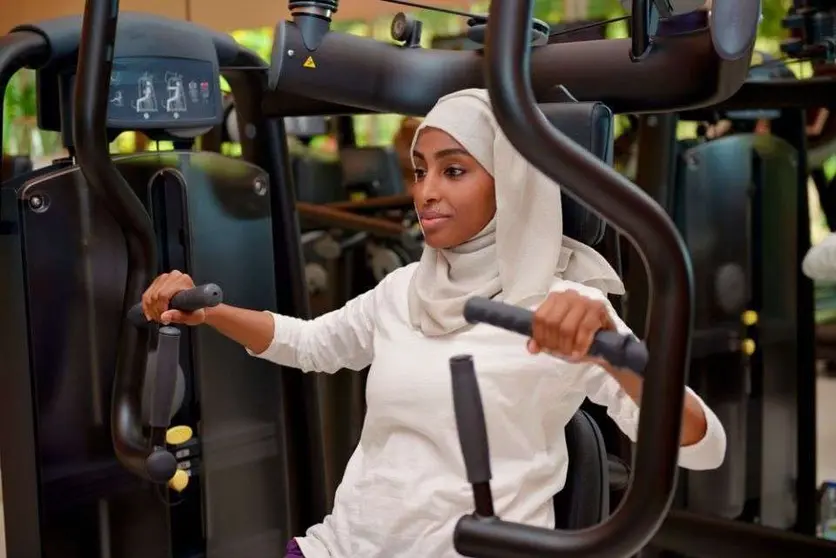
[141,270,206,326]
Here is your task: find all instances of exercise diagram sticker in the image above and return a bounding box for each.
[303,56,316,69]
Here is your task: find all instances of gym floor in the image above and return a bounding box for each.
[0,376,835,557]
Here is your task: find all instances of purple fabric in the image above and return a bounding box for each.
[285,539,305,557]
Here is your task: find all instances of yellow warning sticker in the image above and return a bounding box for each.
[303,56,316,69]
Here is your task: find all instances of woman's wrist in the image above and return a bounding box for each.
[203,303,225,327]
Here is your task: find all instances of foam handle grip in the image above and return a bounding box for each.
[127,283,224,327]
[169,283,223,312]
[450,355,492,485]
[463,296,649,374]
[149,326,181,428]
[463,297,534,337]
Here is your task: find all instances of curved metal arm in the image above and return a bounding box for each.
[73,0,162,481]
[453,1,700,557]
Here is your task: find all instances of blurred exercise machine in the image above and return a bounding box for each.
[625,54,821,543]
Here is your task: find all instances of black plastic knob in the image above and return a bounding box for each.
[146,448,177,483]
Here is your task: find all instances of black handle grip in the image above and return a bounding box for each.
[463,297,649,374]
[463,297,534,337]
[149,326,181,429]
[450,355,493,486]
[127,283,224,327]
[169,283,223,312]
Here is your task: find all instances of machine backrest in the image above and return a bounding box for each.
[292,147,404,205]
[292,156,344,205]
[539,102,614,247]
[340,146,404,197]
[1,156,34,182]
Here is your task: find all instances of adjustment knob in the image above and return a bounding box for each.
[146,448,178,483]
[391,12,414,42]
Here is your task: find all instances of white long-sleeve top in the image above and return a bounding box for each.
[249,263,726,558]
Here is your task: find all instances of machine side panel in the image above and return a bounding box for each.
[0,186,43,557]
[18,167,173,557]
[675,136,753,519]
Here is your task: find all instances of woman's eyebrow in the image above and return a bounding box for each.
[412,148,469,161]
[433,148,469,159]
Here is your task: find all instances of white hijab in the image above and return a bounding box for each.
[407,88,625,337]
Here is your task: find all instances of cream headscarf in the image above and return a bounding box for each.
[407,89,625,337]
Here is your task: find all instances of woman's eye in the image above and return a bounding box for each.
[414,168,427,180]
[445,166,466,178]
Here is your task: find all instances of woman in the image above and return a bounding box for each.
[141,89,726,558]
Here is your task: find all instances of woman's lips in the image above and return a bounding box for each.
[420,215,451,231]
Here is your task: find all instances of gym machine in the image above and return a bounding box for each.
[0,10,307,558]
[0,0,779,557]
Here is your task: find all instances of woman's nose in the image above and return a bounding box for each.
[413,176,441,205]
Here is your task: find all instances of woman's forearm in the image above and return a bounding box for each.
[607,367,708,447]
[203,304,275,354]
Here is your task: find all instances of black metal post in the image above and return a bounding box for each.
[73,0,158,479]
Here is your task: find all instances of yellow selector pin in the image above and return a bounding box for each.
[166,425,193,446]
[168,469,189,493]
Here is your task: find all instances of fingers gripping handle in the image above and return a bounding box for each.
[463,297,649,374]
[127,283,224,327]
[169,283,224,312]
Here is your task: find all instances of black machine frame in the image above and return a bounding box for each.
[0,13,318,558]
[2,0,835,557]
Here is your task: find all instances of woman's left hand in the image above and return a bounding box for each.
[528,290,616,361]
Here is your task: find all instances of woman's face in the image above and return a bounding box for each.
[411,127,496,249]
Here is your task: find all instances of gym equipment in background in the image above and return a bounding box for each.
[628,49,822,551]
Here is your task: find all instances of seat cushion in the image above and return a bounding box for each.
[553,409,610,530]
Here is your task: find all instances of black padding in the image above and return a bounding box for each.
[539,102,614,247]
[291,157,344,204]
[553,409,610,530]
[340,147,405,197]
[1,156,33,182]
[11,14,259,68]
